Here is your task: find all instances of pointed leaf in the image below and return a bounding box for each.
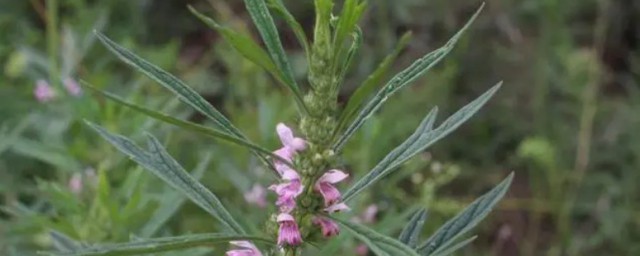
[333,0,366,55]
[83,83,286,172]
[431,236,477,256]
[328,216,420,256]
[187,6,279,78]
[94,32,241,137]
[243,0,307,113]
[49,231,82,252]
[86,123,245,234]
[267,0,310,57]
[342,107,439,201]
[45,233,273,256]
[398,209,429,248]
[335,31,412,138]
[417,173,514,255]
[343,83,501,202]
[333,4,485,151]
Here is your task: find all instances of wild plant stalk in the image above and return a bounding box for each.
[46,0,514,255]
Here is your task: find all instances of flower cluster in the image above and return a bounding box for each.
[33,78,82,103]
[227,123,350,255]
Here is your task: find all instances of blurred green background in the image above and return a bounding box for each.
[1,0,639,255]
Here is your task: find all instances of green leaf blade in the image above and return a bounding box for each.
[343,83,500,202]
[46,233,273,256]
[333,4,485,151]
[242,0,306,113]
[398,209,429,248]
[417,173,514,255]
[328,216,420,256]
[87,123,245,234]
[94,32,241,138]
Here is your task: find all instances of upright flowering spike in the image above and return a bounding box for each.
[315,169,349,206]
[226,241,262,256]
[312,217,340,238]
[34,80,56,102]
[277,213,302,246]
[244,184,267,208]
[63,78,82,96]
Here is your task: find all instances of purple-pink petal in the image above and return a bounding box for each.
[318,169,349,184]
[226,241,262,256]
[325,202,350,213]
[313,217,340,237]
[277,213,302,246]
[34,80,56,102]
[244,184,267,208]
[315,182,342,206]
[63,77,82,96]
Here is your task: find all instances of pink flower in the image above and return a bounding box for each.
[313,217,340,238]
[325,202,350,213]
[68,168,97,194]
[277,213,302,246]
[34,80,56,102]
[244,184,267,208]
[314,169,348,206]
[355,244,369,256]
[226,241,262,256]
[68,173,83,194]
[63,78,82,96]
[272,123,306,173]
[276,123,306,152]
[361,204,378,224]
[269,167,303,213]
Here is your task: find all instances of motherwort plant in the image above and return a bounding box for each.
[48,0,513,255]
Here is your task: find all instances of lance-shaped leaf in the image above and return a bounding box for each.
[333,4,485,151]
[94,32,243,138]
[398,209,429,248]
[343,83,501,202]
[333,0,366,56]
[50,231,82,252]
[430,236,477,256]
[328,216,420,256]
[45,233,273,256]
[187,6,279,80]
[83,83,288,173]
[267,0,310,58]
[335,31,412,138]
[417,173,514,255]
[336,27,363,81]
[87,123,245,234]
[243,0,306,113]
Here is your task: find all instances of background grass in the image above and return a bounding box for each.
[1,0,639,255]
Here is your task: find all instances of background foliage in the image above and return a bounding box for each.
[1,0,639,255]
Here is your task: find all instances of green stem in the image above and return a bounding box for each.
[46,0,59,87]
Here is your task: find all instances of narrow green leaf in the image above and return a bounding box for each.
[243,0,307,113]
[398,209,429,248]
[343,82,501,202]
[333,3,485,151]
[431,236,477,256]
[342,107,439,201]
[140,154,212,237]
[86,123,245,234]
[335,31,412,138]
[94,32,241,137]
[267,0,310,58]
[336,27,363,81]
[45,233,273,256]
[49,231,81,252]
[187,6,280,78]
[333,0,366,55]
[328,216,420,256]
[83,83,287,169]
[417,173,514,255]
